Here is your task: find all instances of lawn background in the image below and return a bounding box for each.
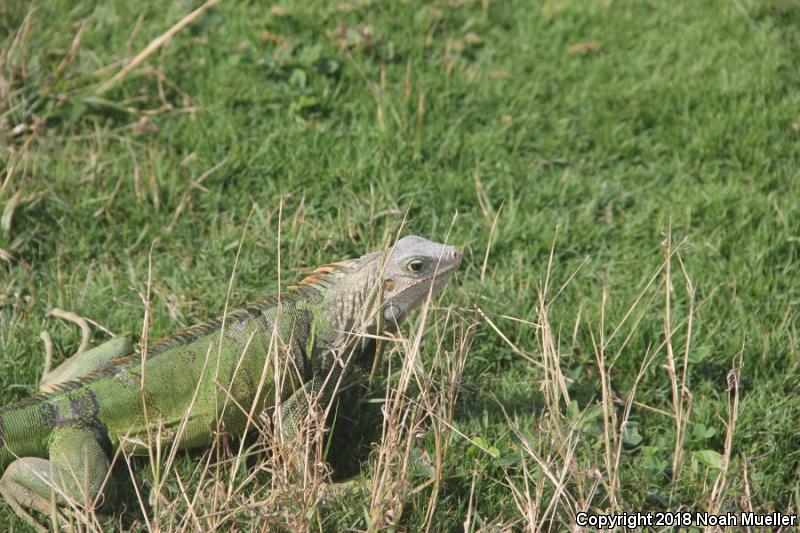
[1,0,799,530]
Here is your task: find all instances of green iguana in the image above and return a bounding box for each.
[0,235,461,531]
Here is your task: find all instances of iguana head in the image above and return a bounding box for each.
[377,235,461,325]
[298,235,461,340]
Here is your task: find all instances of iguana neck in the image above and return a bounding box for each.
[326,255,383,343]
[296,252,384,346]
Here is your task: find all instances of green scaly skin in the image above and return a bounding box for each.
[0,235,461,532]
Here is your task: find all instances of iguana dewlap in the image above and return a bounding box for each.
[0,235,461,532]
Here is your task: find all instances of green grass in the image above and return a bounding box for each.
[2,0,800,530]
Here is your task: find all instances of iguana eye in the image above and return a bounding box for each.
[407,259,424,273]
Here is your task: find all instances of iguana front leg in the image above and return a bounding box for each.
[277,348,349,439]
[40,337,133,393]
[0,428,111,532]
[275,346,382,495]
[269,362,342,485]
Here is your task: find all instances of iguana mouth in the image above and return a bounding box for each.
[428,247,462,282]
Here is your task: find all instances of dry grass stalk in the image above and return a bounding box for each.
[661,230,695,492]
[490,228,708,530]
[706,352,742,532]
[96,0,221,95]
[368,255,470,530]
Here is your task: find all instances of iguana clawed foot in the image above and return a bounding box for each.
[0,309,132,532]
[0,427,112,533]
